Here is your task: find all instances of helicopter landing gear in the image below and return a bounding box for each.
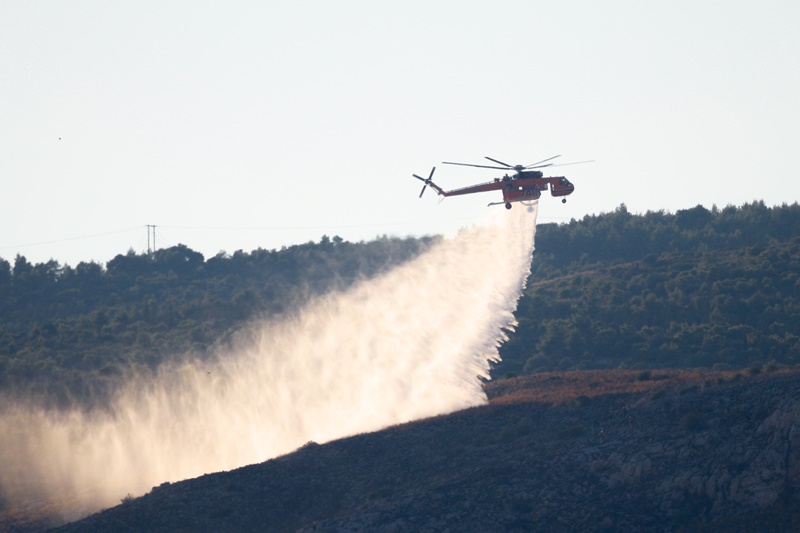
[505,202,512,210]
[562,198,567,203]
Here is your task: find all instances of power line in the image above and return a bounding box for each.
[0,227,142,251]
[157,216,485,232]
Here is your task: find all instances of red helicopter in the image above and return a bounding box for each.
[413,155,588,209]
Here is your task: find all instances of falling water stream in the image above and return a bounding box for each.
[0,203,538,522]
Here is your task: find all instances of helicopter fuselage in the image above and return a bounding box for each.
[435,171,574,203]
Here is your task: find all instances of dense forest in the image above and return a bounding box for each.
[2,201,799,405]
[494,201,800,376]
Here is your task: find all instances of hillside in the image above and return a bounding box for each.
[2,201,800,530]
[38,369,800,532]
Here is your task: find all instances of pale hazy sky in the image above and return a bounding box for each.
[2,1,799,266]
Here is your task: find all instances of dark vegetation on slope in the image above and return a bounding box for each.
[42,369,800,533]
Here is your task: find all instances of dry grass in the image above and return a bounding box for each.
[484,368,799,406]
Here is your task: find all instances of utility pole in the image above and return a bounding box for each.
[146,225,157,256]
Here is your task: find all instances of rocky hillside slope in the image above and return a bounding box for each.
[44,369,800,532]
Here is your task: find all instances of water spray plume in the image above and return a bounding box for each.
[0,204,538,522]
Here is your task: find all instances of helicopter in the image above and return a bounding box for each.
[412,155,589,209]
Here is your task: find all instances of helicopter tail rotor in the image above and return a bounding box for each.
[413,166,436,198]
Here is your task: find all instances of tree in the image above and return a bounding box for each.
[12,254,32,280]
[0,257,11,289]
[676,205,712,230]
[154,244,204,276]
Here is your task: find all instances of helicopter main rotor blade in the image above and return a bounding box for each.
[484,156,514,168]
[546,159,595,168]
[442,161,509,170]
[525,155,561,168]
